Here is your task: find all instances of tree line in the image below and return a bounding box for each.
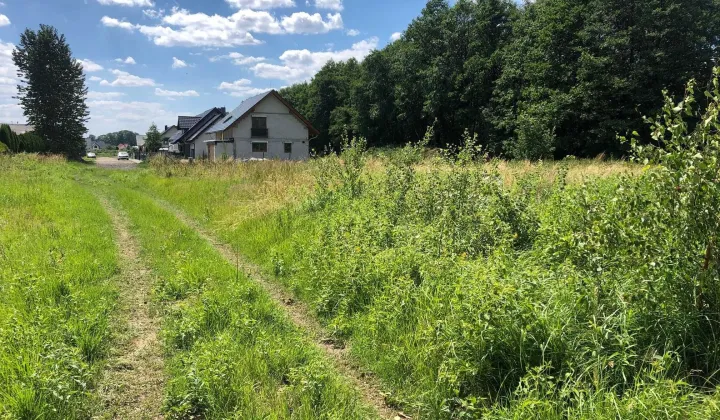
[95,130,139,147]
[280,0,720,158]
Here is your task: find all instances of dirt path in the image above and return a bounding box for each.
[94,195,165,420]
[95,157,140,170]
[149,196,401,420]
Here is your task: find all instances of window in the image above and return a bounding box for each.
[284,142,292,154]
[252,117,267,129]
[251,116,268,137]
[252,142,268,153]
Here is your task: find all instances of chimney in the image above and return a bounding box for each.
[165,125,168,131]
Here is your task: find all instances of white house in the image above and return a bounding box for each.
[205,90,318,161]
[135,135,146,148]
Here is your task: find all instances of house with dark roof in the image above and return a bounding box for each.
[160,125,179,146]
[168,108,226,158]
[205,90,318,161]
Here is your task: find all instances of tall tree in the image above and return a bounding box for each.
[493,0,719,158]
[12,25,89,159]
[145,123,162,153]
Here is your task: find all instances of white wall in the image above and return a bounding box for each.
[215,94,311,161]
[190,131,215,159]
[162,127,179,142]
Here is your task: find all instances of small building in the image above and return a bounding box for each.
[168,108,226,159]
[161,125,179,147]
[88,140,106,150]
[118,144,129,151]
[205,90,318,161]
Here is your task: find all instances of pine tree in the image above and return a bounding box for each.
[145,123,162,153]
[12,25,89,159]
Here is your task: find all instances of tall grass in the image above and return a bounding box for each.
[132,71,720,418]
[104,184,375,418]
[0,155,119,418]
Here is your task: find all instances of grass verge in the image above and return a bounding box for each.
[0,155,119,418]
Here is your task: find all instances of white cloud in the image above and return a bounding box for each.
[210,52,265,66]
[97,0,154,6]
[125,8,273,47]
[0,41,22,123]
[252,37,378,83]
[89,76,103,82]
[100,69,155,87]
[0,103,24,124]
[142,8,164,19]
[155,88,199,97]
[87,91,126,100]
[281,12,342,34]
[225,0,294,9]
[102,7,343,47]
[390,32,401,42]
[346,29,359,36]
[315,0,342,11]
[77,59,104,72]
[101,16,136,31]
[115,56,136,65]
[171,57,188,69]
[0,14,9,27]
[218,79,270,98]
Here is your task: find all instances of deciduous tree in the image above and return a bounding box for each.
[144,123,162,153]
[12,25,89,158]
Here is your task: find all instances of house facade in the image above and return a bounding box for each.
[206,90,318,161]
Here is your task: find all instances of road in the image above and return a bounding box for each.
[95,157,140,169]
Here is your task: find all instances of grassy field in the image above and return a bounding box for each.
[3,93,720,419]
[121,133,720,418]
[0,155,119,418]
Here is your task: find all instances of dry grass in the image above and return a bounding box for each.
[143,155,637,235]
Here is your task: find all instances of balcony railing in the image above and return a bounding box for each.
[251,128,268,138]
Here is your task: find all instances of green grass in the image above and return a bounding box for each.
[126,138,720,419]
[0,155,119,418]
[103,183,376,419]
[4,83,719,419]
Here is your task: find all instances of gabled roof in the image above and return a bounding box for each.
[177,109,216,130]
[207,90,319,136]
[161,125,177,137]
[173,107,227,145]
[168,131,183,144]
[186,113,224,142]
[178,116,201,130]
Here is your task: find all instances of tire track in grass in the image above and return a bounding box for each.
[148,195,401,420]
[94,194,165,420]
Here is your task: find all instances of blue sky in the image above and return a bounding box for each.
[0,0,427,135]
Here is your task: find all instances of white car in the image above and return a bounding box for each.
[117,151,129,160]
[86,152,96,158]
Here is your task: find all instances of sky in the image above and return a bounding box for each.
[0,0,427,136]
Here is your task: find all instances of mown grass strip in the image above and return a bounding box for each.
[92,193,165,419]
[108,185,377,419]
[0,156,119,418]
